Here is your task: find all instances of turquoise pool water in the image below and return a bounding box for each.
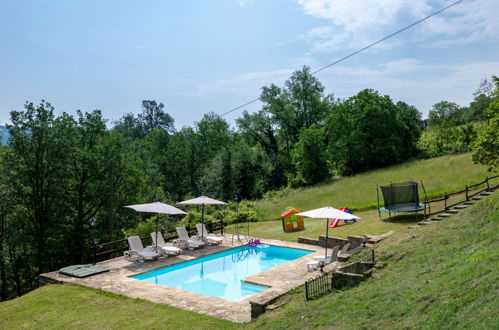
[131,245,312,301]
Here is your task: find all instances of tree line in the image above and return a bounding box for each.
[0,66,497,301]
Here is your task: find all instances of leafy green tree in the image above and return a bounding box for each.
[5,101,73,274]
[396,101,424,155]
[139,100,175,134]
[113,113,144,139]
[472,76,499,169]
[0,147,12,300]
[472,109,499,169]
[427,101,466,126]
[417,124,480,157]
[292,125,328,185]
[285,66,330,129]
[236,110,285,189]
[114,100,174,139]
[196,112,231,159]
[326,89,407,175]
[260,66,332,147]
[64,110,111,262]
[468,94,492,122]
[232,141,269,200]
[99,130,146,241]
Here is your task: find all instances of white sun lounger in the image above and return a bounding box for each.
[125,236,160,263]
[176,227,205,249]
[195,223,223,245]
[150,232,182,255]
[307,245,340,272]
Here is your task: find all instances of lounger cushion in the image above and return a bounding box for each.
[59,265,109,278]
[162,246,181,253]
[206,235,223,242]
[140,250,159,258]
[188,239,205,246]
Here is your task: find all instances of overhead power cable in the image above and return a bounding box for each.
[219,0,463,117]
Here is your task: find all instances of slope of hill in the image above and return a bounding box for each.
[248,191,499,329]
[253,153,492,221]
[0,192,497,329]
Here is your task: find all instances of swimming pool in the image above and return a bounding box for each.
[131,245,312,301]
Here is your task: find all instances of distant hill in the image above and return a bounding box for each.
[0,125,9,145]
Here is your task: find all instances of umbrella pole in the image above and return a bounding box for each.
[201,204,205,241]
[321,218,329,273]
[325,218,329,258]
[155,213,159,253]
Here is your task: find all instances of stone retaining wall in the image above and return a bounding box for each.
[318,236,349,248]
[297,237,319,245]
[333,261,375,289]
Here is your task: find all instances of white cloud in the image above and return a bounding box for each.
[295,0,499,52]
[177,69,293,98]
[315,59,499,114]
[296,0,430,51]
[421,0,499,47]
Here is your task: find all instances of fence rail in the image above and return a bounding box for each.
[424,174,499,217]
[305,272,334,300]
[95,219,225,260]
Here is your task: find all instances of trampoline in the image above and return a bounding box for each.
[376,181,428,219]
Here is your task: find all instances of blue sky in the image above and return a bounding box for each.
[1,0,498,128]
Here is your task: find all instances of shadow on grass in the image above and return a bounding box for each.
[379,213,425,223]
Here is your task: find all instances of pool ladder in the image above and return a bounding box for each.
[232,232,250,246]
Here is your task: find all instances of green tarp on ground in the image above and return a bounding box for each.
[59,265,109,278]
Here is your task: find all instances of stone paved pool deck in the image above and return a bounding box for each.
[40,236,338,323]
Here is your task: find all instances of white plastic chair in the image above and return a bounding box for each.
[126,236,159,263]
[195,223,223,245]
[176,227,205,249]
[151,232,182,255]
[307,246,339,272]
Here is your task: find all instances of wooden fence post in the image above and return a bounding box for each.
[465,185,469,201]
[486,177,490,191]
[220,218,224,236]
[444,193,447,210]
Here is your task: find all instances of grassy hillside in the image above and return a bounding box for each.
[1,192,497,329]
[249,192,499,329]
[253,153,492,221]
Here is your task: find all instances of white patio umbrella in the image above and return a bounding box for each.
[124,202,187,252]
[297,206,361,261]
[178,196,227,241]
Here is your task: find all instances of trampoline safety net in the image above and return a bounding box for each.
[380,181,419,211]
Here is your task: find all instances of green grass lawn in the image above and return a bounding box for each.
[0,283,237,330]
[224,208,415,242]
[226,179,477,242]
[253,153,492,221]
[1,192,497,329]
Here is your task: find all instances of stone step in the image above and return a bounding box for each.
[482,191,492,196]
[439,213,453,217]
[454,204,469,209]
[418,221,434,225]
[431,217,444,221]
[472,195,487,200]
[463,201,477,205]
[447,209,459,214]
